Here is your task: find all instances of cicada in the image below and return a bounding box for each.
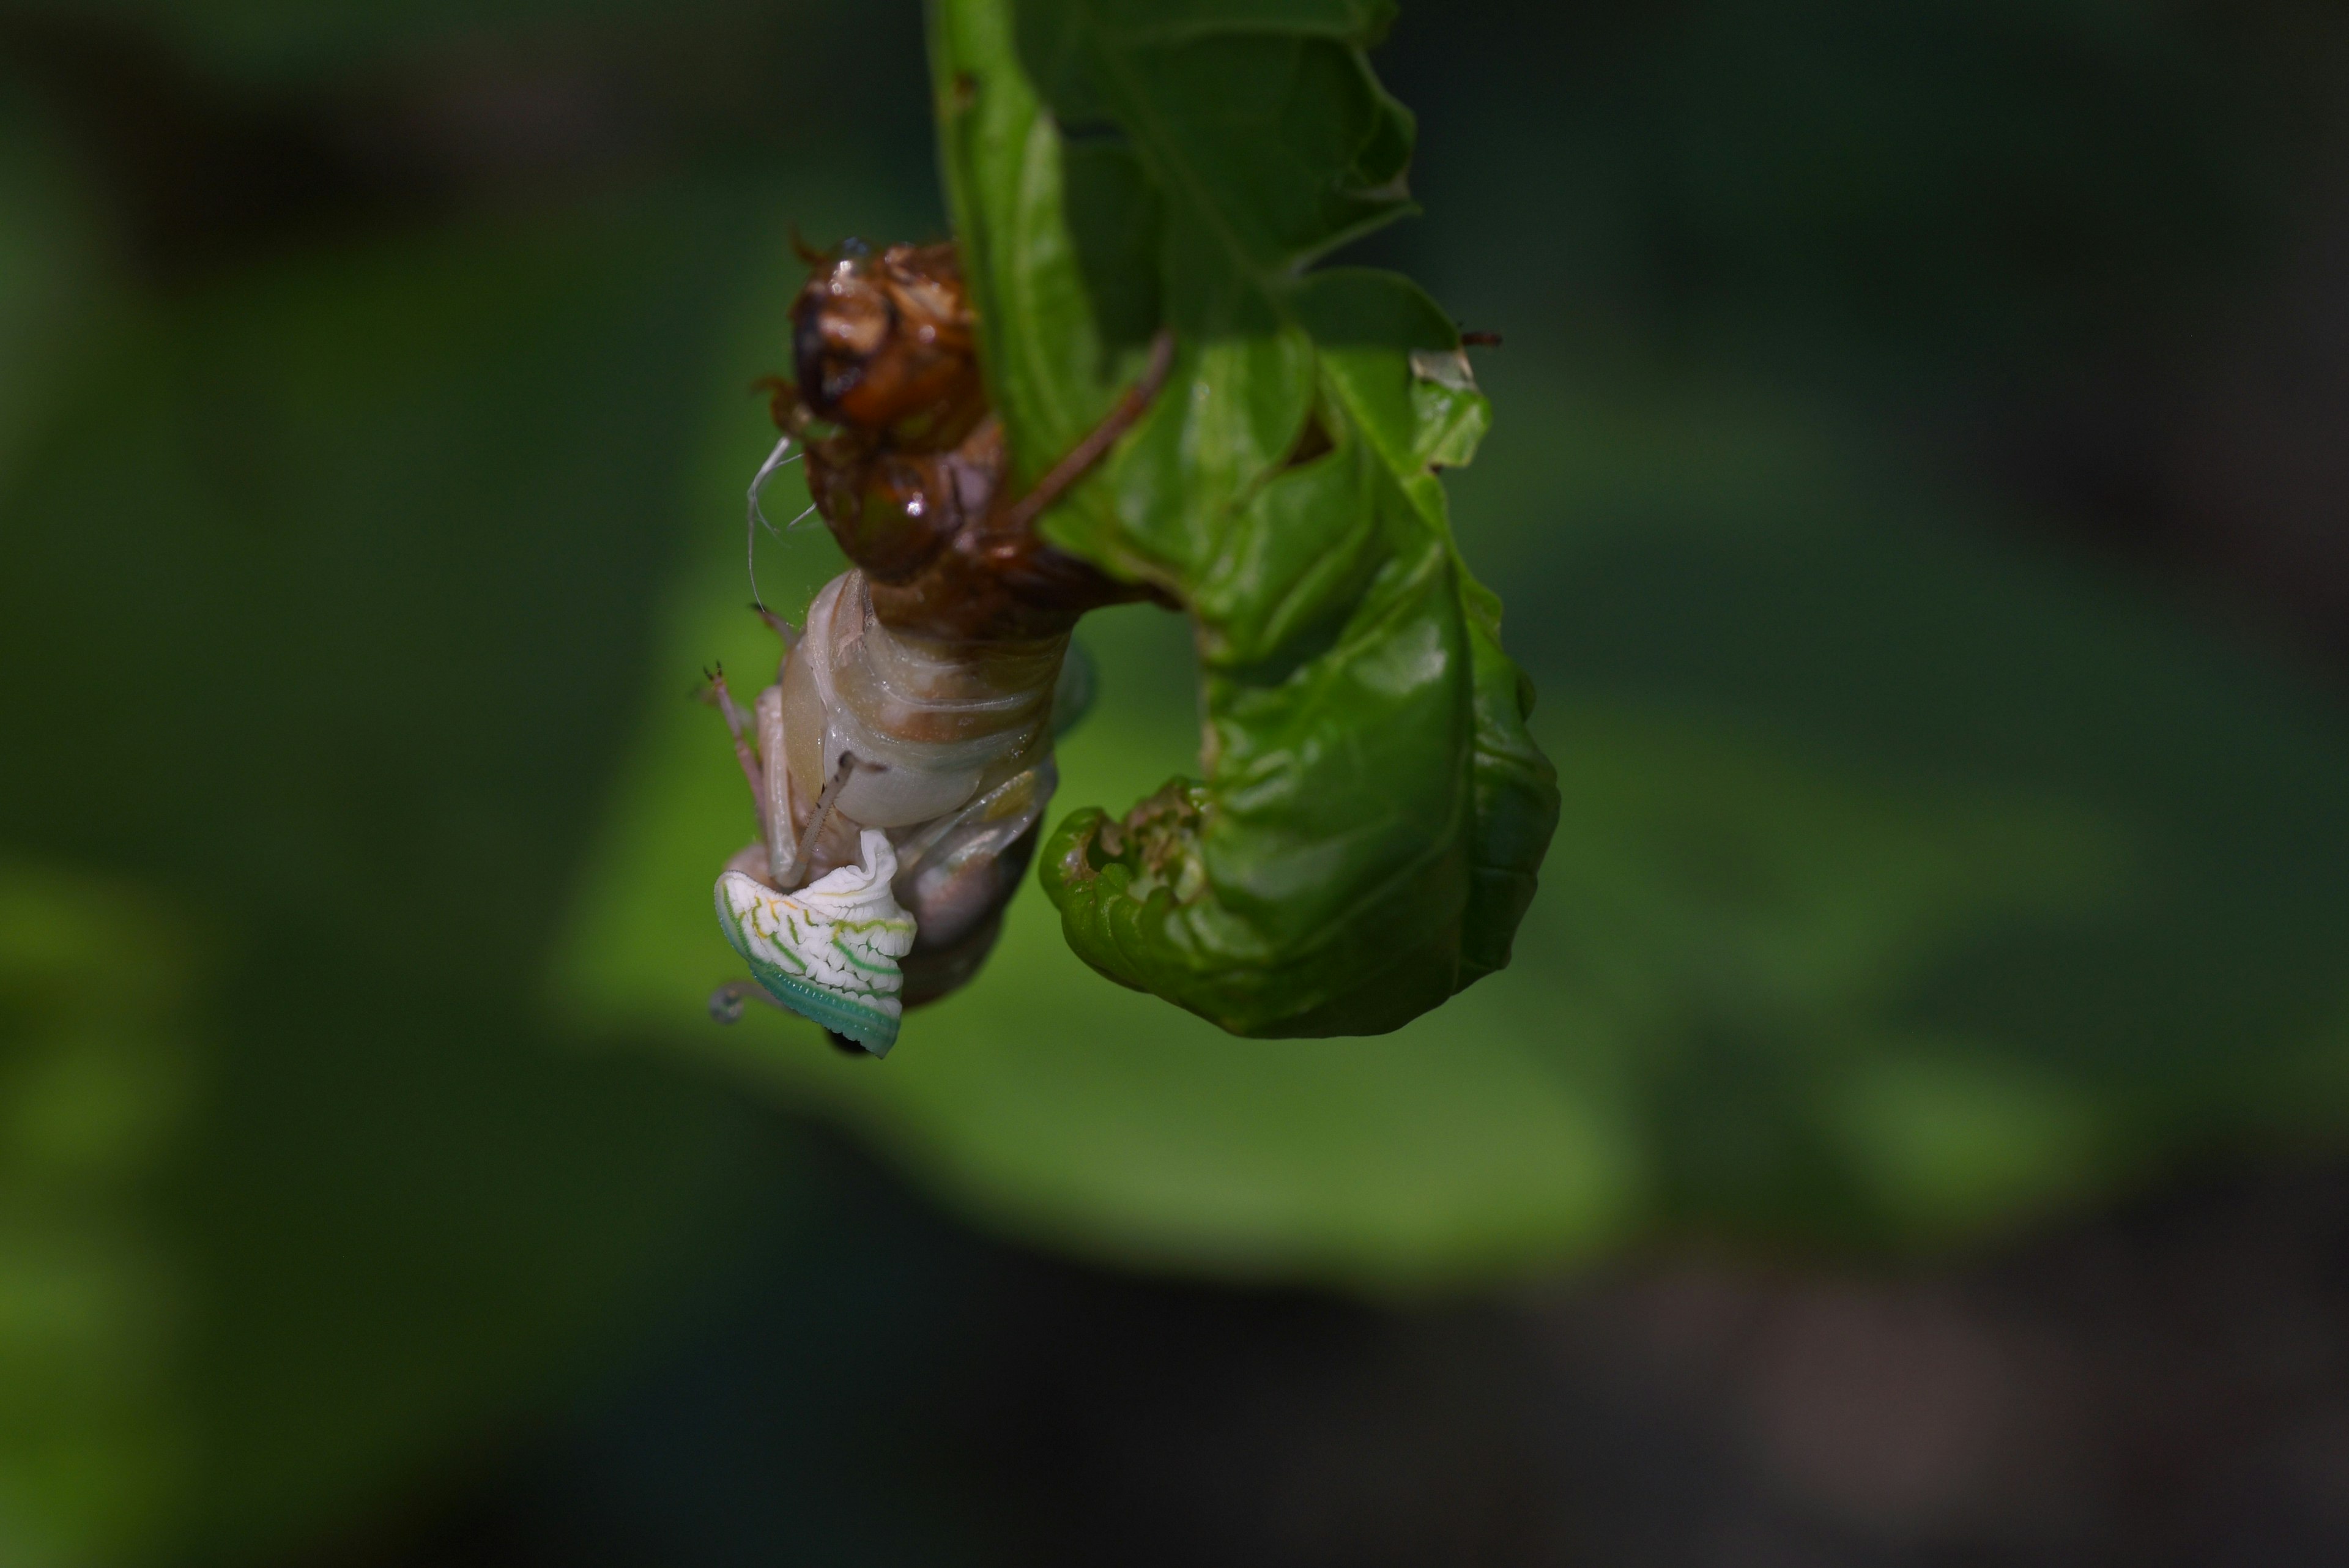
[703,240,1170,1055]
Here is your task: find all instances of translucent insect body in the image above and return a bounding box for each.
[714,829,916,1049]
[706,241,1168,1054]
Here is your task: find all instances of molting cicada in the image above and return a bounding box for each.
[703,240,1170,1056]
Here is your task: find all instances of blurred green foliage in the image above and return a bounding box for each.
[0,157,818,1557]
[5,0,2349,1560]
[0,864,192,1566]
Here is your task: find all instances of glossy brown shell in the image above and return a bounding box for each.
[771,242,1163,641]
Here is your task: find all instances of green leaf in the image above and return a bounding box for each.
[928,0,1559,1036]
[0,188,809,1561]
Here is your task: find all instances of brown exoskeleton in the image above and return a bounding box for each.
[703,239,1172,1055]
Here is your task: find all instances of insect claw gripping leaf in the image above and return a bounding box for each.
[933,0,1559,1037]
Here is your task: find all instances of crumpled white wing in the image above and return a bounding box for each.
[714,828,918,1054]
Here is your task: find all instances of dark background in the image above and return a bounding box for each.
[6,1,2349,1563]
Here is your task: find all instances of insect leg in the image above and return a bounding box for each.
[697,663,768,839]
[750,602,800,685]
[996,329,1176,535]
[752,603,800,649]
[891,759,1057,1006]
[777,752,858,891]
[708,979,763,1022]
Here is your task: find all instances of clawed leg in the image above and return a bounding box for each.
[776,751,859,891]
[697,663,768,841]
[751,602,800,685]
[892,760,1058,1008]
[752,603,799,649]
[998,329,1176,535]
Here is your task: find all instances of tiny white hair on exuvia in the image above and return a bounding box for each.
[745,434,805,610]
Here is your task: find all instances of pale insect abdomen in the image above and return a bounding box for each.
[711,570,1070,1056]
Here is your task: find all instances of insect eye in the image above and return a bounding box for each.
[793,277,894,416]
[794,305,873,414]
